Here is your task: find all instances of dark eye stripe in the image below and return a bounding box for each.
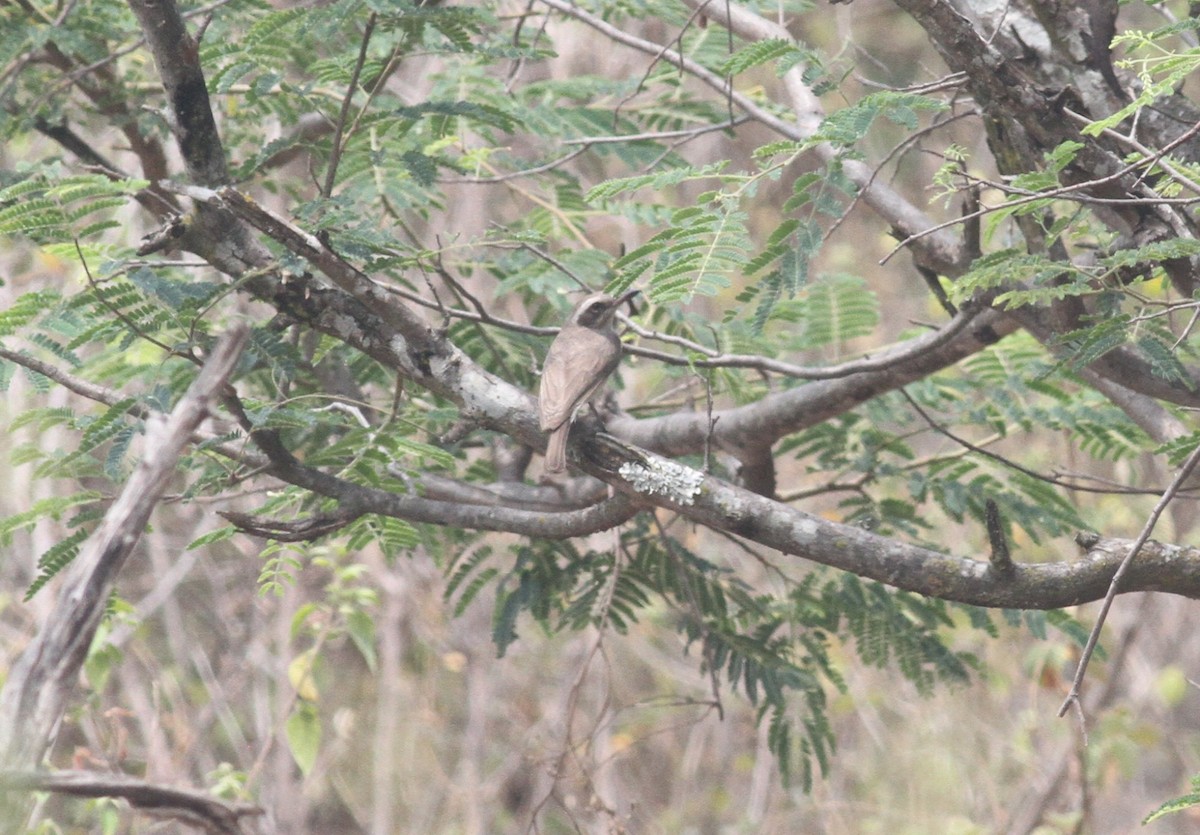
[575,298,613,325]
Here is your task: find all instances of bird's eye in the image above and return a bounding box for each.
[576,302,607,325]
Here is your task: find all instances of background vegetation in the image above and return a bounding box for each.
[2,0,1200,832]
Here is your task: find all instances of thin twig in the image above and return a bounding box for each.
[441,145,590,184]
[75,241,196,364]
[321,12,377,199]
[901,389,1191,498]
[563,116,750,145]
[620,304,984,380]
[1058,440,1200,718]
[537,0,803,142]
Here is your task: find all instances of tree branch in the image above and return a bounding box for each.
[1059,440,1200,717]
[0,770,261,835]
[321,13,376,199]
[142,186,1200,611]
[126,0,228,188]
[246,428,642,538]
[681,0,968,276]
[623,302,987,380]
[0,326,249,780]
[610,306,1013,459]
[588,443,1200,608]
[114,0,1200,622]
[174,182,1016,466]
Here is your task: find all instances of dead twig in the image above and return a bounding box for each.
[1058,440,1200,717]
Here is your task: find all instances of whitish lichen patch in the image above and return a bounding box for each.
[619,458,704,505]
[796,518,820,541]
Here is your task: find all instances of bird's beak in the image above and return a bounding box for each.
[618,288,641,308]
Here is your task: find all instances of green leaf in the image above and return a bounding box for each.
[0,291,60,337]
[346,609,377,672]
[0,492,102,543]
[187,526,239,550]
[25,527,90,600]
[1135,334,1192,386]
[1144,774,1200,824]
[285,703,321,776]
[796,272,879,348]
[586,162,729,203]
[719,39,807,77]
[815,90,947,148]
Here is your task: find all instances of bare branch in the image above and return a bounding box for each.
[321,13,377,199]
[246,427,643,538]
[623,302,989,381]
[1059,440,1200,717]
[593,443,1200,609]
[0,770,261,835]
[611,306,1015,458]
[0,327,249,779]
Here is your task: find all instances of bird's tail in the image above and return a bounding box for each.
[543,425,568,476]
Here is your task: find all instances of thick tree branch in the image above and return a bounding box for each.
[246,428,642,537]
[584,442,1200,608]
[148,184,1200,610]
[126,0,227,188]
[172,183,1016,469]
[610,306,1012,460]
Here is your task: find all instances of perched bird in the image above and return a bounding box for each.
[538,289,639,475]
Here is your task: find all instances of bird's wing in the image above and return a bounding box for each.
[538,327,620,431]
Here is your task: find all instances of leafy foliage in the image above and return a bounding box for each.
[446,520,990,786]
[25,527,91,600]
[0,0,1192,827]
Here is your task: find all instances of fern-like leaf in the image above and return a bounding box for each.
[797,273,879,349]
[25,527,91,600]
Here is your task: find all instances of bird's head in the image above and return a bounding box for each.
[570,288,640,329]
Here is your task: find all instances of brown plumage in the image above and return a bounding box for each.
[538,289,638,475]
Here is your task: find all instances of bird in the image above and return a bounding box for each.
[538,289,639,475]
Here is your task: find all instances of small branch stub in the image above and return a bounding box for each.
[985,498,1014,576]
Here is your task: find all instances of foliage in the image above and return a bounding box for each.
[0,0,1197,830]
[1144,774,1200,824]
